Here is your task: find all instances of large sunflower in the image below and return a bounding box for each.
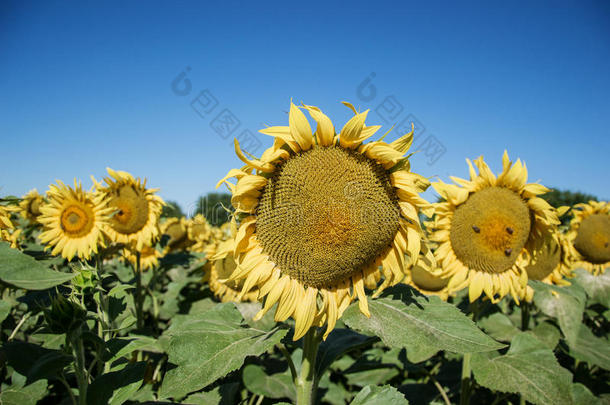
[217,101,430,340]
[38,181,112,260]
[403,241,451,300]
[566,201,609,275]
[0,205,21,249]
[208,238,259,303]
[19,189,44,224]
[427,152,560,303]
[93,168,164,251]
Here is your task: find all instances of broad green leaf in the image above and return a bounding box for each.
[478,312,519,342]
[3,341,70,383]
[531,280,586,345]
[568,325,610,370]
[106,335,162,364]
[184,383,240,405]
[471,332,573,405]
[0,299,12,323]
[342,285,504,362]
[0,379,48,405]
[527,321,561,350]
[350,384,409,404]
[159,303,287,399]
[571,383,602,405]
[0,242,75,290]
[316,328,377,376]
[572,269,610,307]
[87,362,146,405]
[319,373,352,405]
[242,364,295,400]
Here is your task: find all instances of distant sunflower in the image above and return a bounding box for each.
[161,217,191,252]
[525,231,574,285]
[218,101,430,340]
[566,201,609,275]
[428,152,560,303]
[208,238,259,302]
[93,168,164,250]
[123,244,162,271]
[0,205,21,249]
[404,241,450,300]
[38,181,112,260]
[187,214,212,253]
[19,189,44,223]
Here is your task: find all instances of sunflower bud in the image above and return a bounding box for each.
[43,294,87,335]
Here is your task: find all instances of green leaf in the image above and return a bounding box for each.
[159,302,288,399]
[342,285,504,362]
[242,364,295,400]
[105,335,162,364]
[350,384,409,404]
[571,383,603,405]
[471,332,573,405]
[0,299,12,323]
[184,383,240,405]
[478,312,519,342]
[531,280,586,345]
[572,269,610,307]
[316,328,377,376]
[0,379,48,405]
[3,341,70,383]
[0,242,75,290]
[87,362,146,405]
[568,325,610,370]
[527,321,561,350]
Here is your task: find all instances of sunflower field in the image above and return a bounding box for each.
[0,102,608,405]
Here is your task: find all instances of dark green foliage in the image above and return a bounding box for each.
[161,200,185,218]
[194,192,232,226]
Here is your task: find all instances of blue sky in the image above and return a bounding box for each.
[1,1,609,212]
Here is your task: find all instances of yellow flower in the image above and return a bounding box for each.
[207,238,259,303]
[0,205,21,249]
[427,151,559,304]
[123,244,162,271]
[19,189,44,224]
[187,214,213,253]
[403,241,451,300]
[38,180,112,260]
[218,101,430,340]
[566,201,609,275]
[160,217,192,252]
[93,168,164,250]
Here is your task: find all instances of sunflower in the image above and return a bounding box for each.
[427,151,560,304]
[93,168,164,251]
[187,214,213,253]
[566,201,609,275]
[403,241,451,300]
[19,189,44,223]
[207,238,259,303]
[123,244,162,271]
[525,231,574,285]
[217,101,430,340]
[160,217,192,252]
[38,180,112,260]
[0,205,21,249]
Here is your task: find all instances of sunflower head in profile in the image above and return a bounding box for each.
[19,189,45,224]
[187,214,213,253]
[566,201,610,275]
[207,238,259,303]
[427,151,560,304]
[38,180,112,260]
[0,204,21,249]
[160,216,192,252]
[123,244,162,271]
[93,168,164,251]
[403,241,451,300]
[217,101,430,340]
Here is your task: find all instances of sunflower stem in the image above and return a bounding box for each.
[69,327,88,405]
[134,251,144,330]
[296,328,321,405]
[521,301,530,331]
[459,352,472,405]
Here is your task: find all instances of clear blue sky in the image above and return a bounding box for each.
[2,1,609,213]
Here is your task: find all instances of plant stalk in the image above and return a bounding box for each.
[296,328,321,405]
[521,301,530,331]
[70,329,88,405]
[460,352,472,405]
[134,251,144,330]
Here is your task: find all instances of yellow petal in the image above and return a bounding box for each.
[289,102,313,150]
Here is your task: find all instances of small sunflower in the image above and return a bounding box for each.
[38,180,112,260]
[218,101,430,340]
[566,201,610,275]
[525,231,574,285]
[93,168,164,250]
[19,189,45,223]
[123,244,162,271]
[427,151,560,304]
[207,238,259,303]
[160,217,192,252]
[187,214,213,253]
[0,205,21,249]
[403,241,450,300]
